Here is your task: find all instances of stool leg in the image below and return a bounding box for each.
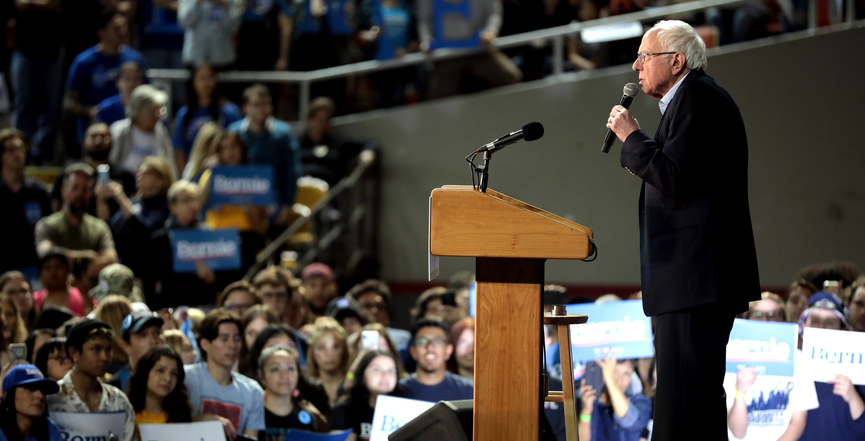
[558,324,578,441]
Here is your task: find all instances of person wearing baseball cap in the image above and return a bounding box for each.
[46,319,135,441]
[302,263,338,322]
[106,310,164,391]
[325,297,368,336]
[0,364,62,441]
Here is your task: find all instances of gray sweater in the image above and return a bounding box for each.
[178,0,244,67]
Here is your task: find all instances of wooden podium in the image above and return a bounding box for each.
[429,186,594,441]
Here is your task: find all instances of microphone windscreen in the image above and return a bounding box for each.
[522,122,545,142]
[623,83,640,97]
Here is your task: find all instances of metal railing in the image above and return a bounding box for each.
[150,0,761,122]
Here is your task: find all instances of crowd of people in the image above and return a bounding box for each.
[4,0,851,165]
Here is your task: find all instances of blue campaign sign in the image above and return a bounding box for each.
[208,165,275,208]
[169,229,241,273]
[286,429,352,441]
[430,0,481,50]
[565,300,654,362]
[726,319,796,377]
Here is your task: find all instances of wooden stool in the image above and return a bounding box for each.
[544,305,588,441]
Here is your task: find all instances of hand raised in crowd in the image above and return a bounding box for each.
[95,180,126,201]
[579,378,597,416]
[196,261,216,285]
[596,349,618,384]
[735,367,758,394]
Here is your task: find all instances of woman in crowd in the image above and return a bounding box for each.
[0,271,36,330]
[93,295,133,372]
[306,317,350,407]
[258,345,325,438]
[0,364,62,441]
[162,330,197,365]
[0,295,28,344]
[330,350,406,441]
[198,132,269,273]
[241,305,279,366]
[216,281,262,320]
[34,338,72,381]
[182,122,222,180]
[347,324,406,377]
[448,317,474,380]
[33,251,94,317]
[98,158,174,275]
[25,330,56,365]
[108,85,178,177]
[143,181,224,309]
[410,287,448,323]
[173,64,242,172]
[127,345,193,431]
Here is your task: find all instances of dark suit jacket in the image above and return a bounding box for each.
[621,69,760,316]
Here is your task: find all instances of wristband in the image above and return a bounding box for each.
[579,414,591,423]
[734,390,746,401]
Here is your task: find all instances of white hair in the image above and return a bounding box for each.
[126,84,168,117]
[646,20,707,71]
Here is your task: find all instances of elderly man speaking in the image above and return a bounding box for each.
[605,20,760,440]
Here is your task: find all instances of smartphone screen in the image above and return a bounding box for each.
[361,330,380,350]
[9,343,27,364]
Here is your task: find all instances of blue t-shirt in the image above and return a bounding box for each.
[374,2,411,60]
[399,372,474,403]
[139,0,185,50]
[0,418,63,441]
[296,0,353,35]
[800,382,865,440]
[95,94,127,127]
[184,362,266,433]
[173,104,243,155]
[227,118,302,206]
[66,46,148,142]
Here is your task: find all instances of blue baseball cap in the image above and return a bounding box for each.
[121,310,164,342]
[2,364,59,395]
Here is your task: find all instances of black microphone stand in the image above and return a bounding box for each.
[478,149,492,193]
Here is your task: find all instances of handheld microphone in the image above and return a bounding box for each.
[601,83,640,154]
[477,122,544,153]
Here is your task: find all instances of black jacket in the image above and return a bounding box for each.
[621,69,760,316]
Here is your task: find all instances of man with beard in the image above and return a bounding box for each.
[35,164,117,290]
[51,122,136,215]
[399,319,473,402]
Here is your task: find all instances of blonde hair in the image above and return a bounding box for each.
[163,329,192,357]
[306,317,349,379]
[167,180,199,204]
[186,122,223,179]
[0,295,27,344]
[140,157,176,195]
[93,295,133,363]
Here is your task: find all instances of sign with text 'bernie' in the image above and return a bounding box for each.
[566,300,654,362]
[725,319,797,377]
[51,411,126,441]
[170,228,241,273]
[139,421,224,441]
[801,327,865,385]
[370,395,435,441]
[208,165,274,208]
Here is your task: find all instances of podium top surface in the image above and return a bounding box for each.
[429,186,594,260]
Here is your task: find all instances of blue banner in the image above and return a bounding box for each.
[726,319,796,377]
[565,300,654,362]
[170,229,241,273]
[208,165,275,208]
[430,0,481,49]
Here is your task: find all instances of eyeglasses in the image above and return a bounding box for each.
[262,292,288,302]
[360,302,387,312]
[749,310,784,322]
[635,52,677,65]
[414,337,448,350]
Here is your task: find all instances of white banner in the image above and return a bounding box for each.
[800,327,865,384]
[139,421,225,441]
[51,411,126,441]
[369,395,435,441]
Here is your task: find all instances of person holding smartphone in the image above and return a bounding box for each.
[578,352,651,441]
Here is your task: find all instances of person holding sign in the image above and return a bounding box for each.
[127,345,193,432]
[46,319,135,441]
[330,350,407,441]
[0,364,62,441]
[258,345,325,439]
[577,352,651,441]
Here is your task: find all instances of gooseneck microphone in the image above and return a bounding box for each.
[601,83,640,154]
[476,121,544,153]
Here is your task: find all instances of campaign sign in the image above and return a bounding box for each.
[139,421,224,441]
[430,0,481,50]
[170,228,241,273]
[370,395,435,441]
[51,411,126,441]
[801,327,865,385]
[725,319,796,377]
[208,165,274,208]
[285,429,353,441]
[566,300,654,362]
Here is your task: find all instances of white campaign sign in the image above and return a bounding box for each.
[369,395,435,441]
[139,421,225,441]
[51,411,126,441]
[800,327,865,384]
